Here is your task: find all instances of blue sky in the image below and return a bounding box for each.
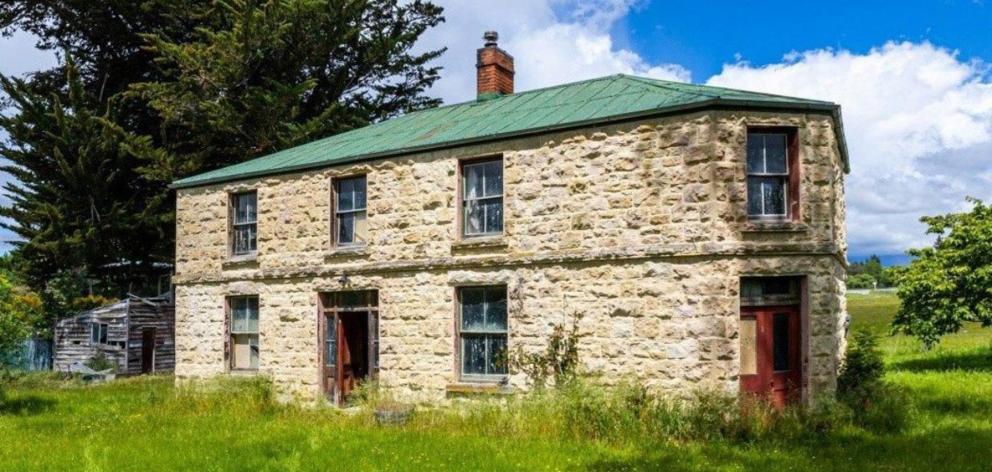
[616,0,992,80]
[3,1,992,264]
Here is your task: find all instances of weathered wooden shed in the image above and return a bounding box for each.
[53,295,175,375]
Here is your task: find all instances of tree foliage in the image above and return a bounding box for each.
[0,0,445,303]
[894,198,992,348]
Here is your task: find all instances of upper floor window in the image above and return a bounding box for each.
[334,176,367,246]
[746,131,798,219]
[458,286,508,381]
[229,296,259,370]
[231,191,257,256]
[462,158,503,237]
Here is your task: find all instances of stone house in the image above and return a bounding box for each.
[172,33,849,406]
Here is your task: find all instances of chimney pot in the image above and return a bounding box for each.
[476,31,514,99]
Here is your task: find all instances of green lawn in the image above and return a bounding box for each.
[1,292,990,471]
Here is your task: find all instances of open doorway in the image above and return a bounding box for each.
[319,291,379,405]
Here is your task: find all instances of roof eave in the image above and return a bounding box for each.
[171,98,849,190]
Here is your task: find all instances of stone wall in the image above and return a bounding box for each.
[174,109,848,403]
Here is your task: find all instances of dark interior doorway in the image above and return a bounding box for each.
[141,327,156,374]
[320,291,379,405]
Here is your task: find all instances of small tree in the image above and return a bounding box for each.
[507,312,583,389]
[894,198,992,348]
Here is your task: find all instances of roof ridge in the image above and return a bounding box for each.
[624,74,834,104]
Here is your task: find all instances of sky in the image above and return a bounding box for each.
[3,1,992,263]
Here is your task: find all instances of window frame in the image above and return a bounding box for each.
[226,295,260,371]
[229,191,258,257]
[745,128,800,221]
[455,285,509,383]
[331,174,368,248]
[458,156,504,239]
[90,322,108,345]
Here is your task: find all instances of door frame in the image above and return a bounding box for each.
[317,291,379,405]
[738,275,808,406]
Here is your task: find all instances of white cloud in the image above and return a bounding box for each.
[421,0,689,104]
[708,42,992,256]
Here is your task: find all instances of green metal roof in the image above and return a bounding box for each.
[172,74,848,189]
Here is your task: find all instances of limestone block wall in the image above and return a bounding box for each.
[173,109,848,403]
[174,255,845,403]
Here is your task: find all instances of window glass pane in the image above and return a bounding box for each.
[762,177,787,215]
[487,335,508,375]
[483,198,503,234]
[325,317,336,367]
[764,134,788,173]
[338,291,369,307]
[235,193,256,224]
[464,163,483,199]
[464,200,483,234]
[338,213,355,244]
[740,318,757,375]
[773,314,790,371]
[746,178,763,215]
[461,288,485,330]
[338,179,354,211]
[249,335,259,369]
[746,134,764,173]
[324,316,338,367]
[482,161,502,197]
[485,288,507,331]
[233,225,256,255]
[353,177,366,210]
[462,335,486,374]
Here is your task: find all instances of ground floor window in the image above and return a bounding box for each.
[90,322,108,345]
[457,286,508,381]
[229,296,259,370]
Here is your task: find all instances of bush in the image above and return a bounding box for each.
[838,330,911,432]
[507,312,583,389]
[85,352,117,372]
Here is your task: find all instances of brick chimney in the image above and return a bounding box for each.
[476,31,514,99]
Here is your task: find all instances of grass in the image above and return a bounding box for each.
[1,292,990,471]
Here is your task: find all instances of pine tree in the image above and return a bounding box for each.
[0,0,445,301]
[0,59,169,298]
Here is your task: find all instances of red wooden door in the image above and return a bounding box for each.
[740,305,801,407]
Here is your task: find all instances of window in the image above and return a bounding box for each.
[231,191,257,256]
[90,323,108,345]
[458,286,508,380]
[746,131,797,219]
[334,176,368,246]
[740,277,800,307]
[461,158,503,237]
[229,296,259,370]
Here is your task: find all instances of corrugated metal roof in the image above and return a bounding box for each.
[172,74,847,189]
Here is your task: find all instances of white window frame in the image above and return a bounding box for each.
[230,191,258,256]
[333,175,368,247]
[228,296,260,371]
[460,158,504,238]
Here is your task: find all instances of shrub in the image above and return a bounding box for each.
[507,312,583,389]
[838,330,911,432]
[85,352,117,372]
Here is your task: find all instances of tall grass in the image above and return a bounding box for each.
[352,378,868,448]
